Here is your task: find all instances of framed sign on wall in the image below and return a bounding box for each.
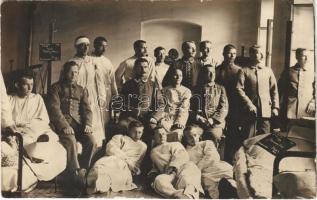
[39,43,61,61]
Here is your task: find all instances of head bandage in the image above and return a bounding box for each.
[75,37,90,46]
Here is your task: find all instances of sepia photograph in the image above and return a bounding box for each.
[1,0,316,198]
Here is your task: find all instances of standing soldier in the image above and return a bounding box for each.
[278,48,315,129]
[197,40,218,71]
[236,45,279,140]
[154,46,170,89]
[215,44,242,163]
[173,41,200,91]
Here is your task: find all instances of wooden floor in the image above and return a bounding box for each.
[7,174,237,198]
[24,181,161,198]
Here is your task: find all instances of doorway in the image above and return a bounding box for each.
[141,19,202,58]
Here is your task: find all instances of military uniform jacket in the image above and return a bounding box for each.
[215,62,242,120]
[174,57,200,90]
[278,64,315,119]
[236,64,279,118]
[191,83,228,128]
[115,55,156,93]
[121,78,163,120]
[47,81,93,132]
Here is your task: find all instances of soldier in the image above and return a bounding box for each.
[154,46,170,88]
[191,65,228,147]
[68,36,105,147]
[197,40,218,71]
[278,48,315,129]
[48,61,97,184]
[215,44,242,163]
[173,41,200,91]
[165,48,179,67]
[119,57,164,175]
[91,36,119,143]
[149,127,203,199]
[115,40,156,93]
[236,45,279,139]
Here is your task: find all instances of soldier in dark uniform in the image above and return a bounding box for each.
[47,61,97,182]
[165,41,199,91]
[120,57,163,174]
[120,57,163,123]
[215,44,242,163]
[191,64,228,147]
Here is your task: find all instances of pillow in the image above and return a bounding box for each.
[1,141,18,167]
[273,171,316,198]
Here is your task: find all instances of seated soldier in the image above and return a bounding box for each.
[183,125,235,199]
[115,40,156,93]
[47,61,97,184]
[7,69,66,181]
[150,67,191,141]
[191,64,228,146]
[149,126,203,199]
[120,57,163,145]
[86,120,147,194]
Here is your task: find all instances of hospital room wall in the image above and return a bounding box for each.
[26,0,259,83]
[1,2,32,76]
[2,0,307,86]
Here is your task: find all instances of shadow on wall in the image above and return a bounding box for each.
[141,19,202,57]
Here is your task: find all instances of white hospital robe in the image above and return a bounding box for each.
[155,62,170,89]
[92,54,118,135]
[69,55,106,147]
[86,135,147,193]
[8,93,66,181]
[1,72,14,128]
[152,86,191,140]
[151,142,203,199]
[186,140,234,198]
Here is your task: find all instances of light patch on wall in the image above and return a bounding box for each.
[141,19,202,57]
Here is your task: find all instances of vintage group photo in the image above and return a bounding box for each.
[1,0,316,198]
